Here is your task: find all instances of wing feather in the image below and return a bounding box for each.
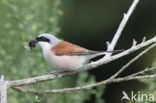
[51,41,90,56]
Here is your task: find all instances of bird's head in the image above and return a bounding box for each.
[29,33,61,50]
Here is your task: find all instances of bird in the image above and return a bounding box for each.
[28,33,122,73]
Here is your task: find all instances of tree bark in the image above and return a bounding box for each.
[0,76,7,103]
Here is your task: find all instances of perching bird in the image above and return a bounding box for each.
[29,33,122,72]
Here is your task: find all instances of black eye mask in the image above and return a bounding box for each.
[36,36,50,42]
[29,36,50,50]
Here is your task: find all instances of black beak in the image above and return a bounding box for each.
[29,38,38,50]
[31,38,38,43]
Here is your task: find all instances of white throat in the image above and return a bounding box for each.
[38,42,51,54]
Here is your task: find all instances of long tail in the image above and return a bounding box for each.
[68,49,124,59]
[86,49,124,59]
[89,49,124,54]
[103,49,124,53]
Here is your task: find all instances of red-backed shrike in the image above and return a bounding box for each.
[29,33,122,72]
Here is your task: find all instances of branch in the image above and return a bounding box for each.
[7,37,156,88]
[0,76,7,103]
[109,43,156,79]
[12,71,156,94]
[105,0,139,57]
[127,67,156,77]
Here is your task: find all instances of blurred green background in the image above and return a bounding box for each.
[0,0,155,103]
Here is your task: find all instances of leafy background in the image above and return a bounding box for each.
[0,0,155,103]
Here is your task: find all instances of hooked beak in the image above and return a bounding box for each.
[29,38,38,50]
[31,38,38,43]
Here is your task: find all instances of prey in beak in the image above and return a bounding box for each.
[29,39,38,50]
[27,36,50,50]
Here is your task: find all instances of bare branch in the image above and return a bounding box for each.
[127,67,156,77]
[109,43,156,79]
[106,41,110,48]
[106,0,139,57]
[132,39,137,48]
[142,37,146,43]
[0,76,7,103]
[12,72,156,94]
[7,37,156,88]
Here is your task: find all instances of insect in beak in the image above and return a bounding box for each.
[29,39,38,50]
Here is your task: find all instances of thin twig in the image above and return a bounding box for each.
[126,67,156,77]
[109,43,156,79]
[105,0,139,57]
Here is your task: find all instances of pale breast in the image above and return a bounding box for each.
[44,50,87,71]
